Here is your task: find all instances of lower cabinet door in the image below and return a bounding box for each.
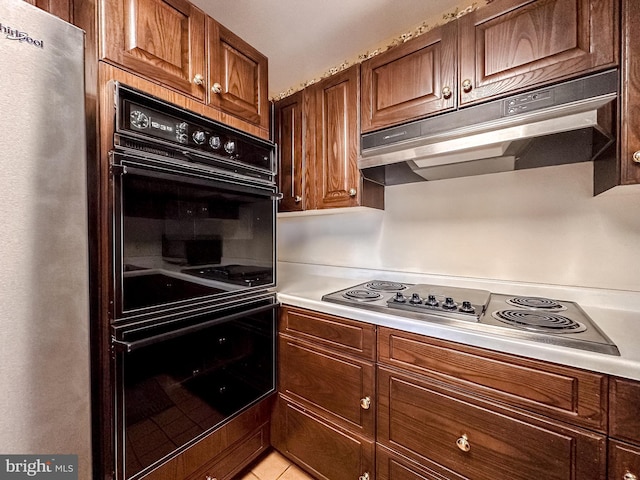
[272,395,375,480]
[378,367,606,480]
[609,440,640,480]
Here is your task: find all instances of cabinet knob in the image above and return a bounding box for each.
[633,151,640,164]
[205,476,217,480]
[348,188,357,197]
[359,473,370,480]
[211,82,222,94]
[624,473,638,480]
[461,79,473,93]
[360,396,371,410]
[456,434,471,452]
[294,195,302,203]
[193,73,205,86]
[442,86,452,99]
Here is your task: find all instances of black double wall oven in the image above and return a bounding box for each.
[108,83,278,480]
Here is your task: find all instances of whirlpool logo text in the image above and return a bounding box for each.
[0,22,44,48]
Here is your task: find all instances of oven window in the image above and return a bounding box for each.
[118,306,275,479]
[119,170,275,314]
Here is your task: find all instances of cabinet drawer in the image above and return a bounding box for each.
[377,444,464,480]
[279,335,375,436]
[378,367,606,480]
[279,306,376,360]
[609,440,640,480]
[272,396,374,480]
[610,377,640,444]
[378,327,607,431]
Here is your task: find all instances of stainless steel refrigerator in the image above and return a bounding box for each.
[0,1,92,478]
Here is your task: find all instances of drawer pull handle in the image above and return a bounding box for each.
[359,473,370,480]
[456,434,471,452]
[360,396,371,410]
[624,472,638,480]
[633,151,640,164]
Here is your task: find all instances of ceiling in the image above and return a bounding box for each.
[189,0,474,98]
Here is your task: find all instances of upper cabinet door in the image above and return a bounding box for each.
[275,91,306,212]
[24,0,72,22]
[312,65,361,209]
[457,0,618,105]
[208,19,269,130]
[101,0,206,100]
[361,21,457,133]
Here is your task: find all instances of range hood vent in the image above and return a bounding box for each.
[359,70,618,185]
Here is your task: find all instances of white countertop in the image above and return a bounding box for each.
[276,262,640,381]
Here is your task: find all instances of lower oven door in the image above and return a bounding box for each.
[111,295,277,480]
[111,151,277,321]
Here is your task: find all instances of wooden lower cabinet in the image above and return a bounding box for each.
[378,366,606,480]
[609,440,640,480]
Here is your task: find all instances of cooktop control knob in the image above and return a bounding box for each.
[460,301,475,313]
[192,130,206,145]
[393,292,406,303]
[409,293,422,304]
[426,294,438,307]
[443,297,457,310]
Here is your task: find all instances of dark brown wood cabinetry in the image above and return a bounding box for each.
[361,21,457,132]
[207,19,269,131]
[24,0,72,21]
[457,0,617,106]
[609,377,640,480]
[361,0,618,132]
[272,306,376,480]
[93,0,268,138]
[276,65,384,212]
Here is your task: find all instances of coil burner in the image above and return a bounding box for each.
[505,296,567,311]
[491,310,587,333]
[365,281,407,291]
[342,289,382,302]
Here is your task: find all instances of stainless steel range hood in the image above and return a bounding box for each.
[359,70,618,185]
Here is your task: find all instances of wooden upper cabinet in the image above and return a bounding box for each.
[619,0,640,186]
[275,91,306,212]
[24,0,72,22]
[457,0,618,105]
[361,21,457,133]
[207,19,269,130]
[311,65,362,209]
[100,0,206,100]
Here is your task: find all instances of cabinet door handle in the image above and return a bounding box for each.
[456,434,471,452]
[624,472,638,480]
[633,151,640,164]
[359,472,370,480]
[205,476,217,480]
[360,396,371,410]
[294,195,302,203]
[461,79,473,93]
[442,86,452,99]
[211,82,222,94]
[193,73,205,86]
[348,188,357,197]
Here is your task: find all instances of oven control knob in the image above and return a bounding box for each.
[409,293,422,304]
[224,140,236,154]
[460,301,475,313]
[192,130,206,144]
[426,294,439,307]
[209,135,222,150]
[129,110,149,130]
[176,133,188,144]
[443,297,457,310]
[176,122,188,133]
[393,292,406,303]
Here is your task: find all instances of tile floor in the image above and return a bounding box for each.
[239,449,314,480]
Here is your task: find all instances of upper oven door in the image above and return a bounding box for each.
[111,152,277,322]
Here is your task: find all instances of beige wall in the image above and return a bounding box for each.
[278,162,640,292]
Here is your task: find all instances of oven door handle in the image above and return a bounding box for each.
[112,303,277,353]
